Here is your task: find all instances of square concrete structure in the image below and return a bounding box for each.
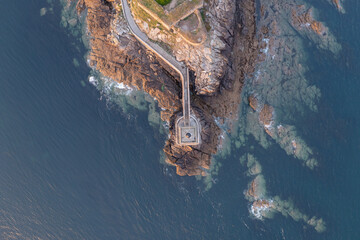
[176,115,201,145]
[180,126,197,143]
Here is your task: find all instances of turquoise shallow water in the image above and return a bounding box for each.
[1,0,360,239]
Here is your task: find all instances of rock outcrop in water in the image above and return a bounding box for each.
[74,0,258,176]
[248,95,318,169]
[240,154,326,232]
[291,5,342,54]
[328,0,346,13]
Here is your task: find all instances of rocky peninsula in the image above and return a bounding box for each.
[67,0,341,176]
[73,0,258,176]
[56,0,343,233]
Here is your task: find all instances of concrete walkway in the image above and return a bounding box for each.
[120,0,190,123]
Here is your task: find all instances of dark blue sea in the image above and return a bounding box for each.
[1,0,360,239]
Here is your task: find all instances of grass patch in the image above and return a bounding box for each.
[155,0,172,6]
[200,8,211,32]
[138,0,202,26]
[132,0,166,31]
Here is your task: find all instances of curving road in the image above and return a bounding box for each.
[120,0,190,123]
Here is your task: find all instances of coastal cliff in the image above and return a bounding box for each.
[74,0,258,176]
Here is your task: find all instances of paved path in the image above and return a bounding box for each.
[121,0,190,123]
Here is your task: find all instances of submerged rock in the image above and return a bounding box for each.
[291,5,341,54]
[240,154,326,232]
[328,0,346,14]
[247,95,318,169]
[40,7,47,16]
[229,0,342,169]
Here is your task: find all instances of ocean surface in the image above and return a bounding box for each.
[1,0,360,239]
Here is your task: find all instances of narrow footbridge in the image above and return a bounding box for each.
[121,0,200,145]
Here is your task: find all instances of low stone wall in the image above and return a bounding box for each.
[137,0,203,29]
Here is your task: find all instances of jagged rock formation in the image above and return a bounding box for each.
[133,0,236,95]
[75,0,258,176]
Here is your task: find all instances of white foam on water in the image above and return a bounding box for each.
[260,38,270,54]
[113,81,134,95]
[88,76,98,86]
[264,121,274,132]
[250,199,274,219]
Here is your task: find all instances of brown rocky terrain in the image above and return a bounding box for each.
[74,0,258,176]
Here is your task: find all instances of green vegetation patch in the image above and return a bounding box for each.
[132,0,164,30]
[138,0,202,26]
[155,0,172,6]
[200,8,210,32]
